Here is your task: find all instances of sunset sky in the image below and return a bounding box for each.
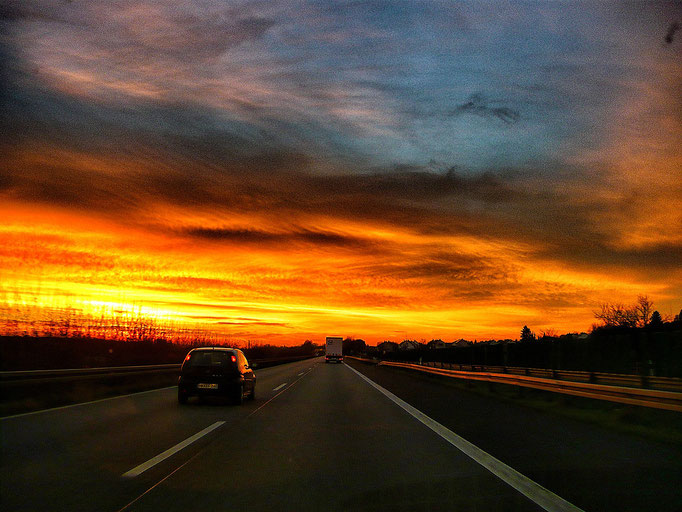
[1,1,681,345]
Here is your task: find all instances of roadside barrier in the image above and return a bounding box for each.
[0,364,181,384]
[345,357,682,412]
[417,361,682,393]
[0,355,316,416]
[0,355,315,383]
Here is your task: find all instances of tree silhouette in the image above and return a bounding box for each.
[649,311,663,327]
[520,325,535,341]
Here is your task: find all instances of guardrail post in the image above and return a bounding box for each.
[641,374,650,389]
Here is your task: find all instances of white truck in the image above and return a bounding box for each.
[325,336,343,363]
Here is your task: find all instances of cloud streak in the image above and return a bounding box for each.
[450,94,520,125]
[182,227,378,250]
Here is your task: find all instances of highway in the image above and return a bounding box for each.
[1,357,680,511]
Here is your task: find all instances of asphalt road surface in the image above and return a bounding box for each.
[1,357,680,511]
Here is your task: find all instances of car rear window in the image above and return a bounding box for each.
[184,351,235,368]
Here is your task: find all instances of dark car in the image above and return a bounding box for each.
[178,347,256,405]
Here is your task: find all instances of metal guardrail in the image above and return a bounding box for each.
[418,362,682,392]
[346,357,682,412]
[0,355,318,417]
[0,355,317,384]
[0,364,181,381]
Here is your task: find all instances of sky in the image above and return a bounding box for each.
[1,0,681,345]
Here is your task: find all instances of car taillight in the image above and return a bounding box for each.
[231,355,237,363]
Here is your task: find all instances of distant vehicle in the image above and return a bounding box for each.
[178,347,256,405]
[325,336,343,363]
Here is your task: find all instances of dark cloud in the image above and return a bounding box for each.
[0,3,23,21]
[362,251,513,284]
[450,94,520,124]
[313,166,514,202]
[183,227,376,250]
[665,21,679,44]
[217,320,288,327]
[0,2,70,23]
[538,240,682,274]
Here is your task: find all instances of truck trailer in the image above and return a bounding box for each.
[325,336,343,363]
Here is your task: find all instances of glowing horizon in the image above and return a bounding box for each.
[1,1,681,345]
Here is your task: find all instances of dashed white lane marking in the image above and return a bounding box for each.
[345,363,584,512]
[122,421,225,478]
[298,372,305,376]
[273,383,287,391]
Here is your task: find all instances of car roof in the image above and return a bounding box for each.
[189,347,240,353]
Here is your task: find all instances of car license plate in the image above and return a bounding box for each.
[197,383,218,389]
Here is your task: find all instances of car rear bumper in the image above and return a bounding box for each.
[178,378,241,396]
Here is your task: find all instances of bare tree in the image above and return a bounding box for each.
[636,295,653,327]
[594,302,638,328]
[594,295,656,328]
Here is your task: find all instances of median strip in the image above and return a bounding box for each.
[273,383,287,391]
[345,363,584,512]
[122,421,225,478]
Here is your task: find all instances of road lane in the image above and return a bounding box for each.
[345,359,682,512]
[5,355,677,511]
[0,357,320,512]
[120,361,543,512]
[345,363,582,512]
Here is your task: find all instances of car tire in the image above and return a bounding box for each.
[248,385,256,401]
[234,384,244,405]
[178,389,188,405]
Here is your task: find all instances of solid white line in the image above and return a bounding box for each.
[298,372,305,376]
[273,383,287,391]
[345,363,584,512]
[0,386,177,421]
[122,421,225,478]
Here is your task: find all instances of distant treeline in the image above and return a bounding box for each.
[0,336,319,371]
[350,325,682,377]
